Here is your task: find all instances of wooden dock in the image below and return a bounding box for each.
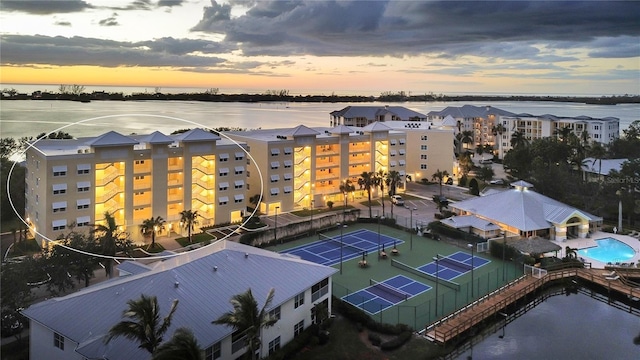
[424,268,640,344]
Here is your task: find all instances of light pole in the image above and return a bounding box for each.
[433,255,439,319]
[310,199,314,234]
[275,206,280,244]
[377,210,381,261]
[502,231,507,281]
[406,206,417,250]
[468,242,474,301]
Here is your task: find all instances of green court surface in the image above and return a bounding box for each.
[268,223,523,330]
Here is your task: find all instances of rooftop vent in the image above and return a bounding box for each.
[213,266,218,272]
[245,253,249,258]
[174,281,179,288]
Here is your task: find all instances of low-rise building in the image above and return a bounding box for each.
[22,240,337,360]
[330,105,428,127]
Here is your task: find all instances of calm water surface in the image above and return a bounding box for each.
[1,100,638,139]
[455,288,640,360]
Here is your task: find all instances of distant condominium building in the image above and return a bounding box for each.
[24,129,248,247]
[330,105,428,127]
[428,105,620,159]
[224,122,453,215]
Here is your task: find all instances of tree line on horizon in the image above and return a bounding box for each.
[2,86,639,104]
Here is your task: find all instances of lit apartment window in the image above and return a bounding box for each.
[54,332,64,350]
[205,342,221,360]
[52,184,67,195]
[294,320,304,337]
[268,336,281,355]
[294,292,304,308]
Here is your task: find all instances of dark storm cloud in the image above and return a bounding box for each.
[0,34,227,68]
[158,0,185,7]
[192,0,640,59]
[1,0,93,14]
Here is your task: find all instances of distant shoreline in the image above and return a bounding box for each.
[1,91,638,105]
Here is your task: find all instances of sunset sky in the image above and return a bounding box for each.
[1,0,639,96]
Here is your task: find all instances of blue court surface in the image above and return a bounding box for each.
[282,229,404,266]
[418,251,490,281]
[342,275,431,314]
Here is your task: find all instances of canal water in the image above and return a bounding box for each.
[453,285,640,360]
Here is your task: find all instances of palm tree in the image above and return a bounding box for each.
[213,288,277,360]
[431,169,449,196]
[375,169,387,217]
[510,130,529,149]
[179,210,199,244]
[492,123,506,158]
[461,130,474,152]
[588,142,607,180]
[554,125,573,143]
[90,212,120,278]
[249,194,262,211]
[106,294,179,354]
[152,327,202,360]
[475,144,484,160]
[339,179,355,207]
[358,171,376,218]
[140,216,166,248]
[385,170,402,218]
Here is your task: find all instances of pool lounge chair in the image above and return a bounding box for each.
[605,275,620,281]
[602,271,616,277]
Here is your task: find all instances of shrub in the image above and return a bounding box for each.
[327,200,334,209]
[380,330,413,351]
[368,332,382,346]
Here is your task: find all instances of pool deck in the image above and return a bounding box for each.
[552,231,640,268]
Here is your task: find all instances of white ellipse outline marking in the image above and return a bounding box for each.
[6,114,265,261]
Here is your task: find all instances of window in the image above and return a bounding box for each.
[271,161,280,170]
[294,320,304,337]
[235,152,244,161]
[284,160,292,168]
[270,175,280,183]
[390,150,397,157]
[219,196,229,205]
[420,145,428,150]
[398,149,406,155]
[390,139,397,146]
[77,199,90,210]
[294,292,305,308]
[234,166,244,175]
[52,220,67,231]
[312,278,329,302]
[54,332,64,350]
[284,147,292,155]
[234,194,244,203]
[205,342,221,360]
[135,160,145,164]
[76,216,90,227]
[77,181,90,192]
[135,175,145,180]
[269,306,281,320]
[53,165,67,177]
[421,135,428,140]
[270,148,280,156]
[399,160,406,166]
[53,184,67,195]
[420,164,427,170]
[219,153,229,162]
[219,168,229,176]
[268,336,281,355]
[270,188,279,195]
[399,139,406,145]
[52,201,67,213]
[219,182,229,191]
[283,186,292,194]
[420,154,428,159]
[231,329,247,354]
[234,180,244,189]
[284,173,292,181]
[77,164,90,175]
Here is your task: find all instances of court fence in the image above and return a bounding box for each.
[332,263,523,331]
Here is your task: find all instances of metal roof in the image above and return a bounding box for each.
[440,215,501,231]
[85,131,139,147]
[173,128,221,142]
[330,106,427,120]
[427,105,515,119]
[450,182,602,231]
[581,158,627,175]
[22,240,337,360]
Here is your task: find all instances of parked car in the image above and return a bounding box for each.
[391,195,404,205]
[479,159,493,164]
[489,179,504,185]
[445,177,453,185]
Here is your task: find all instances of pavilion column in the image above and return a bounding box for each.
[554,225,567,241]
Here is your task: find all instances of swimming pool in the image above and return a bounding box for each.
[577,238,635,263]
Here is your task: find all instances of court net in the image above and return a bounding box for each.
[438,256,473,272]
[319,233,368,255]
[369,279,410,303]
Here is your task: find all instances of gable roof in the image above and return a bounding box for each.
[361,122,392,132]
[330,124,356,134]
[449,182,601,231]
[288,124,320,137]
[22,241,337,360]
[85,131,138,147]
[173,128,221,142]
[427,105,515,119]
[330,106,427,120]
[139,131,175,144]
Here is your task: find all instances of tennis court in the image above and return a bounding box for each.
[342,275,431,314]
[418,251,491,281]
[282,229,404,266]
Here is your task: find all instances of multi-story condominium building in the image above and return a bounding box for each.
[427,105,516,156]
[330,105,428,127]
[428,105,620,159]
[22,240,337,360]
[224,122,453,215]
[497,114,620,158]
[24,129,248,246]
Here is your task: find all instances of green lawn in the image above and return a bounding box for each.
[175,232,216,247]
